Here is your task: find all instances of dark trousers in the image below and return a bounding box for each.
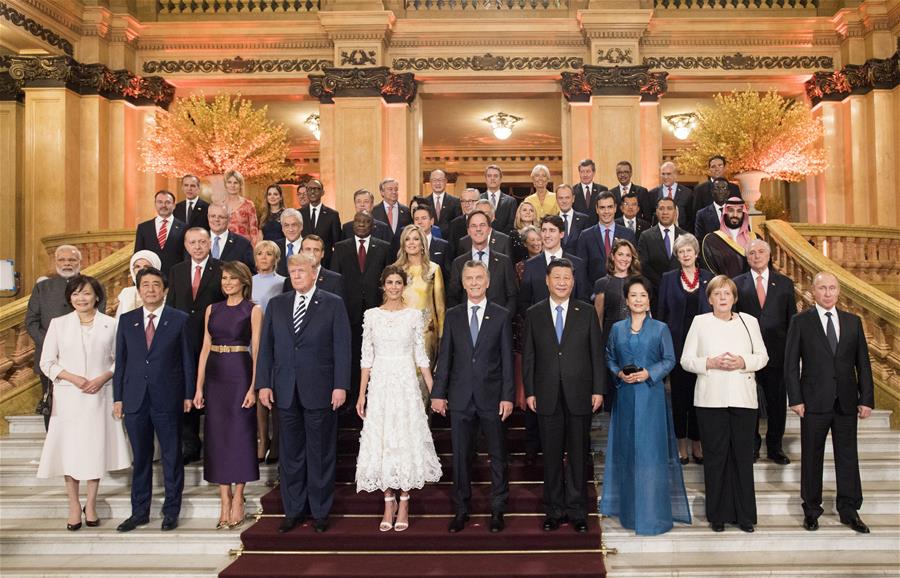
[754,366,786,453]
[278,393,337,520]
[800,401,862,519]
[538,393,591,521]
[670,365,700,441]
[696,406,757,525]
[181,407,202,457]
[524,408,542,455]
[123,397,184,519]
[450,401,509,515]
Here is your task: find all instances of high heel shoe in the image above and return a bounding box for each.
[216,520,230,530]
[394,495,410,532]
[679,455,689,465]
[380,496,397,532]
[67,520,82,531]
[692,454,704,465]
[83,506,100,527]
[229,497,246,529]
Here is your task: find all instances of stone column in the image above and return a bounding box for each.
[811,100,848,224]
[639,101,662,189]
[592,96,642,188]
[0,96,23,301]
[867,88,897,227]
[79,95,110,230]
[560,99,592,186]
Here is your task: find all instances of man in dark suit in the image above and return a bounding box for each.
[572,159,608,226]
[371,177,412,256]
[448,187,482,261]
[173,175,209,231]
[457,199,512,257]
[734,240,797,464]
[341,189,392,244]
[207,203,255,273]
[615,191,650,240]
[694,177,731,243]
[421,169,462,239]
[576,191,636,284]
[413,204,450,282]
[645,161,694,233]
[611,161,647,219]
[166,228,225,463]
[299,179,341,268]
[113,267,195,533]
[482,164,517,234]
[330,213,393,399]
[134,190,187,277]
[520,215,590,310]
[432,260,514,533]
[447,211,517,312]
[275,209,304,278]
[523,259,605,533]
[637,197,684,302]
[279,235,345,298]
[691,155,742,217]
[556,184,590,253]
[257,253,351,534]
[786,271,874,534]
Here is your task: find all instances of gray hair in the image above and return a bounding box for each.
[379,177,399,192]
[672,232,699,256]
[746,238,771,253]
[55,244,82,260]
[463,260,489,275]
[185,226,211,239]
[281,208,303,224]
[207,202,230,217]
[531,164,550,178]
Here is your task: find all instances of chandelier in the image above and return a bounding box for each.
[483,112,523,140]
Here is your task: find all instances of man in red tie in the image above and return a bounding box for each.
[645,162,695,233]
[134,190,187,277]
[576,191,636,284]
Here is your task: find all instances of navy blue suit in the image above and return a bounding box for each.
[576,224,636,284]
[113,306,195,520]
[281,267,345,299]
[214,231,256,274]
[560,210,590,254]
[256,289,351,521]
[429,235,451,283]
[518,252,590,313]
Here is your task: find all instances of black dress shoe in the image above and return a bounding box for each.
[278,516,304,533]
[692,454,704,465]
[489,512,504,533]
[710,522,725,532]
[840,514,870,534]
[767,450,791,465]
[738,523,754,533]
[116,516,149,533]
[679,456,689,465]
[448,513,469,533]
[542,516,560,531]
[314,518,329,533]
[572,519,588,533]
[161,516,178,531]
[83,506,100,527]
[182,453,200,465]
[803,516,819,531]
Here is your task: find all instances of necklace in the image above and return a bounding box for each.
[681,267,700,290]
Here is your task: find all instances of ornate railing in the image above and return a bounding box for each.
[405,0,568,10]
[763,220,900,429]
[42,230,135,271]
[654,0,817,8]
[156,0,320,16]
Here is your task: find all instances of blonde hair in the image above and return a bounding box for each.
[531,164,550,179]
[254,239,281,261]
[514,201,537,230]
[224,169,245,193]
[706,274,738,304]
[393,224,434,282]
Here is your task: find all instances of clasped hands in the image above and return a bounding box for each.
[69,375,104,395]
[618,369,650,384]
[706,352,746,371]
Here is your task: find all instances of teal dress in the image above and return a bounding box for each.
[601,317,691,535]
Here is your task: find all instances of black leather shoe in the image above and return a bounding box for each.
[679,456,689,465]
[182,453,200,465]
[66,521,82,531]
[278,516,304,533]
[489,512,504,533]
[314,518,329,533]
[710,522,725,532]
[803,516,819,531]
[542,516,560,531]
[840,514,870,534]
[692,454,704,465]
[767,450,791,465]
[161,516,178,531]
[448,513,469,533]
[116,516,149,533]
[83,506,100,527]
[738,523,754,533]
[572,519,588,533]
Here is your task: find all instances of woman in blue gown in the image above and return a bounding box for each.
[601,276,691,535]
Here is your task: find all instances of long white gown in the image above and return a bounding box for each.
[355,307,442,493]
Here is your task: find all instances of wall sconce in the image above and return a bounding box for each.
[304,113,321,140]
[483,112,522,141]
[665,113,698,140]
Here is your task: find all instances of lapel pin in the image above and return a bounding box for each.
[133,322,140,327]
[485,316,491,320]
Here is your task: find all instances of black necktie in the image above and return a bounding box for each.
[825,312,838,354]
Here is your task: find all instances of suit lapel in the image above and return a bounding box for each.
[295,293,319,339]
[808,308,834,357]
[560,302,581,346]
[195,262,216,303]
[473,306,493,351]
[147,308,172,355]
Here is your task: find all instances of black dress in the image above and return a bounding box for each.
[261,209,285,241]
[593,275,628,410]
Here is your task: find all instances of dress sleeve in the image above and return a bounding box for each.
[432,265,446,338]
[360,310,375,369]
[39,318,64,382]
[413,310,431,369]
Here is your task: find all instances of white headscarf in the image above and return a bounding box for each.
[129,250,162,284]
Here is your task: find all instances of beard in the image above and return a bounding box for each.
[724,216,743,230]
[57,267,79,279]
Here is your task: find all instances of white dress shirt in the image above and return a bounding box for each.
[432,192,445,212]
[486,190,501,209]
[559,210,574,236]
[467,298,487,331]
[308,202,322,229]
[471,246,490,265]
[154,216,174,239]
[355,236,371,252]
[143,304,165,330]
[294,285,317,311]
[544,248,563,265]
[815,303,840,341]
[191,256,209,271]
[549,297,569,326]
[284,237,303,257]
[622,217,637,232]
[210,230,230,253]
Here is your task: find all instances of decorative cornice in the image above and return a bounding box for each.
[597,48,633,65]
[308,66,416,105]
[640,36,841,47]
[0,56,23,102]
[806,50,900,106]
[0,1,74,56]
[12,0,82,34]
[561,65,667,102]
[142,56,333,75]
[643,53,834,71]
[390,38,587,48]
[392,54,583,72]
[136,40,332,51]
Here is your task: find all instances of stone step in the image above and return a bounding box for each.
[0,555,227,578]
[601,514,900,554]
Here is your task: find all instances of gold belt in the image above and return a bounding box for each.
[210,345,250,353]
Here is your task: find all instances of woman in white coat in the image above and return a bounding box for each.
[38,275,131,530]
[680,275,768,534]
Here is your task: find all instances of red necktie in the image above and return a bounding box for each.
[145,313,156,348]
[756,274,766,308]
[157,219,168,249]
[666,186,673,199]
[192,265,201,300]
[386,204,394,229]
[584,185,591,208]
[604,228,611,256]
[358,239,367,272]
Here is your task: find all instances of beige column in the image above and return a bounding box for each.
[382,98,421,205]
[22,88,81,287]
[591,95,641,188]
[132,107,167,225]
[560,99,592,186]
[846,95,873,225]
[639,101,662,189]
[811,101,847,224]
[332,97,384,218]
[866,89,897,227]
[318,103,337,209]
[0,101,23,268]
[107,100,128,229]
[79,95,110,231]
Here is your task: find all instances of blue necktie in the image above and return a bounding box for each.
[212,235,221,259]
[287,242,294,257]
[554,305,564,344]
[470,305,480,346]
[477,250,485,264]
[663,228,671,258]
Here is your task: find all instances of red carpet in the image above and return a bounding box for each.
[220,411,606,577]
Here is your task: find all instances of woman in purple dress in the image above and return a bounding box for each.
[193,261,262,529]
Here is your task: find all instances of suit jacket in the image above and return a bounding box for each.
[113,306,196,413]
[447,252,517,313]
[571,182,608,225]
[341,219,392,244]
[371,202,412,255]
[134,218,187,277]
[560,210,590,254]
[610,184,642,219]
[637,224,685,289]
[174,198,210,231]
[646,184,695,232]
[282,267,345,299]
[576,223,637,284]
[428,236,451,283]
[329,237,393,326]
[432,302,514,411]
[300,204,341,267]
[734,269,796,369]
[522,298,606,415]
[40,311,116,387]
[457,230,511,258]
[483,191,518,234]
[785,307,874,414]
[656,268,714,355]
[615,216,651,241]
[692,179,741,216]
[447,215,469,262]
[422,194,462,239]
[274,237,303,278]
[694,203,722,244]
[518,252,590,312]
[214,231,256,274]
[165,258,226,356]
[255,289,351,410]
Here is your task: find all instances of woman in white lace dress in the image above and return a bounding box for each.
[355,265,442,533]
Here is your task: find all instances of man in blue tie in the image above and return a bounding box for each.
[522,258,605,534]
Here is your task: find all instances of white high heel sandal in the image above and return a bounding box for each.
[380,495,397,532]
[394,495,410,532]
